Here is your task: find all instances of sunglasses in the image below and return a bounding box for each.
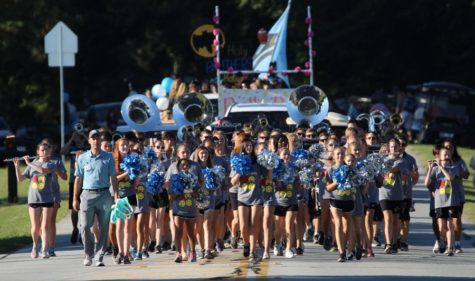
[155,145,164,149]
[306,134,316,138]
[296,132,304,136]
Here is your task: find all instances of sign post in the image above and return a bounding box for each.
[44,21,78,151]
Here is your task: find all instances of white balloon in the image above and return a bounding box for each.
[151,84,162,99]
[158,85,167,97]
[156,97,170,111]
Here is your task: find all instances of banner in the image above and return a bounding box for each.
[218,88,292,117]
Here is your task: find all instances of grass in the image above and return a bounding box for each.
[408,144,475,224]
[0,161,71,254]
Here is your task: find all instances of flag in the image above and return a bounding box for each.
[252,0,291,87]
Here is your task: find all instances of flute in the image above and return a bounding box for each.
[3,156,36,162]
[70,150,84,155]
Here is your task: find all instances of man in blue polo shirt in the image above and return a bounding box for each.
[73,129,118,267]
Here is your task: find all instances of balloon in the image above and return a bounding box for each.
[158,85,167,97]
[156,97,170,111]
[151,84,162,99]
[161,77,173,93]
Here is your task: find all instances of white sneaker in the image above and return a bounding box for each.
[262,251,270,259]
[83,256,92,266]
[285,250,295,258]
[433,240,440,254]
[273,246,279,256]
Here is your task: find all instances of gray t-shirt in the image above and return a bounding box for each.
[365,180,379,206]
[23,159,58,204]
[325,165,356,202]
[379,158,405,201]
[452,159,468,203]
[166,160,202,217]
[429,165,461,209]
[231,163,263,206]
[275,175,299,207]
[401,153,418,199]
[49,156,67,203]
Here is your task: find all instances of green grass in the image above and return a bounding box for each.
[0,161,71,254]
[408,144,475,224]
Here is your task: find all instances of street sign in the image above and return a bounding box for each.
[44,21,78,67]
[44,21,78,156]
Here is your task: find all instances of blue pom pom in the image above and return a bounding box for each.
[146,170,165,195]
[120,153,143,180]
[291,148,310,168]
[231,153,252,175]
[257,149,280,170]
[143,147,158,164]
[333,165,351,190]
[272,158,285,180]
[202,167,217,190]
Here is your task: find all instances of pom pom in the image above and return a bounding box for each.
[231,153,252,175]
[120,153,144,180]
[308,31,314,38]
[305,61,310,68]
[272,158,285,180]
[202,167,217,190]
[213,39,220,46]
[213,28,219,36]
[170,171,197,195]
[212,165,226,181]
[227,66,234,72]
[214,63,221,69]
[212,15,219,24]
[257,149,280,170]
[298,166,314,188]
[305,17,312,25]
[291,148,310,169]
[110,197,134,224]
[308,143,324,160]
[333,165,352,190]
[146,170,164,195]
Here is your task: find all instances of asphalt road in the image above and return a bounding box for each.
[1,160,475,281]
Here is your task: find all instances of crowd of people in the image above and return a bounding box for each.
[11,118,472,267]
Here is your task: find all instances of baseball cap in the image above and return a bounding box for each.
[88,129,100,138]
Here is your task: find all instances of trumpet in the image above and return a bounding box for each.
[3,156,36,162]
[390,113,403,128]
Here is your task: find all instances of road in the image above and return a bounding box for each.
[1,159,475,281]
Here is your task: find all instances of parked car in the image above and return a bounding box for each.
[0,116,13,163]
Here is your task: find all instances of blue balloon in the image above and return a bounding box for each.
[161,77,173,93]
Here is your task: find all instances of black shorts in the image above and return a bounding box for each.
[400,198,412,221]
[120,194,137,206]
[230,192,238,211]
[173,213,195,219]
[429,209,437,218]
[380,200,402,214]
[436,207,460,219]
[329,199,354,213]
[372,204,383,221]
[29,202,54,208]
[459,202,464,215]
[238,201,251,208]
[149,190,169,209]
[274,205,299,216]
[214,202,225,210]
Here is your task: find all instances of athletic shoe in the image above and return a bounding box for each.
[366,248,375,257]
[256,246,264,260]
[346,251,354,260]
[392,244,398,254]
[400,242,409,251]
[123,255,131,264]
[313,234,320,244]
[155,245,162,254]
[230,237,238,249]
[41,252,50,259]
[384,244,393,254]
[323,236,332,251]
[372,236,381,247]
[114,254,123,264]
[355,246,362,260]
[454,244,463,254]
[285,250,295,259]
[130,247,138,259]
[71,229,79,244]
[439,240,447,254]
[189,251,197,262]
[329,244,338,252]
[204,250,214,259]
[215,240,224,252]
[243,245,250,258]
[83,256,93,266]
[142,249,150,258]
[318,232,324,245]
[148,240,156,252]
[95,255,105,267]
[249,252,258,262]
[337,253,346,262]
[444,249,454,256]
[433,240,440,254]
[31,247,38,259]
[296,247,304,255]
[174,254,182,263]
[262,251,270,259]
[48,247,56,257]
[134,253,142,261]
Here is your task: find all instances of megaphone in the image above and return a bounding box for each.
[172,92,213,127]
[121,94,161,132]
[287,85,329,127]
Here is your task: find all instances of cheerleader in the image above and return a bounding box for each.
[148,140,171,254]
[425,146,461,256]
[113,138,136,264]
[326,147,355,262]
[274,148,300,258]
[230,138,263,262]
